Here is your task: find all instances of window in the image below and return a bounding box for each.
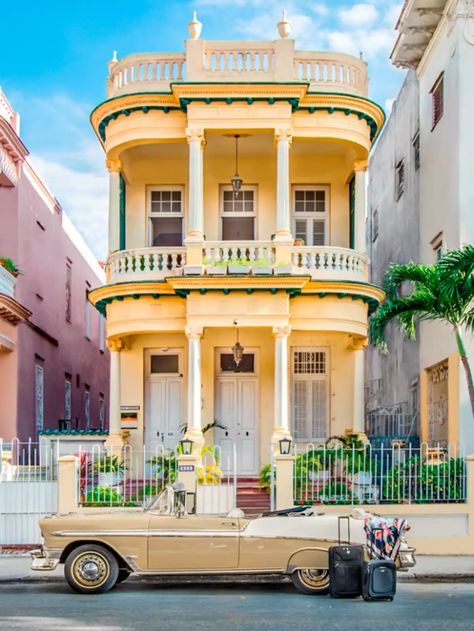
[220,186,256,240]
[84,385,91,429]
[291,349,329,442]
[147,187,184,247]
[412,132,420,171]
[431,73,444,130]
[35,363,44,431]
[85,288,92,340]
[292,186,328,246]
[371,209,379,243]
[99,316,105,352]
[65,376,72,421]
[99,395,105,429]
[395,160,405,200]
[431,232,443,261]
[220,353,255,373]
[65,263,72,322]
[151,353,180,374]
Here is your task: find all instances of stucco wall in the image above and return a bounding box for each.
[366,71,420,416]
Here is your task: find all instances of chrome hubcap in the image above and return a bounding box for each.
[73,553,108,587]
[300,569,329,588]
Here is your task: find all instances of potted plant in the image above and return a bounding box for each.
[293,238,305,247]
[251,258,273,276]
[274,261,293,276]
[227,258,251,275]
[204,258,227,276]
[93,455,126,487]
[0,257,22,277]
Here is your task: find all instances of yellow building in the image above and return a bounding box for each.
[88,14,385,477]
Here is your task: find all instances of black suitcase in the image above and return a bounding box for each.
[329,545,364,598]
[363,559,397,601]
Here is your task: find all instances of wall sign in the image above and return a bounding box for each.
[178,464,195,472]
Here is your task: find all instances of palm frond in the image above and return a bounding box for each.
[438,245,474,305]
[382,262,434,298]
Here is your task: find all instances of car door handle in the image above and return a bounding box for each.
[221,521,237,528]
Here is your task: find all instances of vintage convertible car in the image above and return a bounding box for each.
[31,485,416,594]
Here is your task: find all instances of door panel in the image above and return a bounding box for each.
[239,380,258,475]
[215,380,237,471]
[145,377,183,451]
[148,515,239,570]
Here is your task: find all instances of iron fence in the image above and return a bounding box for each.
[293,442,466,506]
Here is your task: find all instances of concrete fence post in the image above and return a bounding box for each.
[275,453,294,510]
[466,455,474,539]
[58,455,79,514]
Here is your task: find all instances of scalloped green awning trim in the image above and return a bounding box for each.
[98,105,180,140]
[39,429,109,436]
[301,105,379,140]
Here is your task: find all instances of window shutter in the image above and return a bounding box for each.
[312,220,325,246]
[293,380,309,441]
[295,219,308,243]
[312,380,328,440]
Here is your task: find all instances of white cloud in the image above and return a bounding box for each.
[338,3,378,28]
[325,27,393,59]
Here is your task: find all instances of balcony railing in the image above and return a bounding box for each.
[0,265,17,298]
[107,42,368,98]
[107,244,368,284]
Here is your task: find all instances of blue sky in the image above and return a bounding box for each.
[0,0,406,259]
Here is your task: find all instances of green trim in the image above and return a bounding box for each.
[178,96,300,113]
[301,105,380,140]
[39,429,109,436]
[349,175,355,249]
[97,105,180,141]
[119,174,126,250]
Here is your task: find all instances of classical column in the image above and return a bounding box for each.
[106,159,122,254]
[185,326,204,445]
[274,129,293,241]
[272,326,292,441]
[107,338,123,445]
[346,335,367,436]
[353,159,368,253]
[185,128,205,240]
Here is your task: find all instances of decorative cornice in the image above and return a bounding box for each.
[344,333,368,350]
[106,158,122,173]
[0,294,31,325]
[275,128,293,145]
[273,325,291,338]
[107,338,124,352]
[167,276,309,291]
[185,127,205,144]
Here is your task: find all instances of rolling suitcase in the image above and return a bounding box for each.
[362,559,397,601]
[329,545,364,598]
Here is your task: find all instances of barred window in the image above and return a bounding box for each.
[431,73,444,130]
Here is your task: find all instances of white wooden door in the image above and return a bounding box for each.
[145,351,183,451]
[215,374,258,475]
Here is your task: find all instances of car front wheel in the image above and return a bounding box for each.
[291,568,330,595]
[65,544,119,594]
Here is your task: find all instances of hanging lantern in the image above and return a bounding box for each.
[232,320,244,368]
[231,135,243,198]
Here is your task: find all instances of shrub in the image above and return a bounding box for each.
[84,485,124,506]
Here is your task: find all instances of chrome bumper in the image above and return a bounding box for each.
[398,546,416,569]
[31,547,61,571]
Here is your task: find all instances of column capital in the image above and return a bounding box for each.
[273,325,291,339]
[185,127,205,145]
[344,334,367,351]
[185,325,203,339]
[275,128,293,145]
[106,158,122,173]
[107,338,124,352]
[353,159,368,173]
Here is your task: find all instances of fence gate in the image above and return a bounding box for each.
[0,440,58,545]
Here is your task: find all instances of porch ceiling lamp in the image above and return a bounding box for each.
[278,437,292,456]
[180,437,194,456]
[232,319,244,368]
[231,135,243,198]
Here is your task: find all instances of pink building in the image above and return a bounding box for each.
[0,90,109,441]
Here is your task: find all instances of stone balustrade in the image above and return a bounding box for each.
[107,244,368,283]
[0,265,17,298]
[107,41,368,98]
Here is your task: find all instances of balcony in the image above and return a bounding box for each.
[106,40,368,99]
[107,243,368,285]
[0,265,17,298]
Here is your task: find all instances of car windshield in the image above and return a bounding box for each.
[145,486,174,513]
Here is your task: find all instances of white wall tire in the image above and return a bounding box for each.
[291,569,330,595]
[65,544,119,594]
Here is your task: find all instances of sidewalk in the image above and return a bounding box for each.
[1,554,473,584]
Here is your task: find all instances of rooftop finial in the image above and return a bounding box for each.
[277,10,291,38]
[111,50,117,63]
[188,11,202,40]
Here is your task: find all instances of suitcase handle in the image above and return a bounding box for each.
[338,515,351,544]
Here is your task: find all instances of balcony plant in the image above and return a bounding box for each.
[204,258,227,276]
[294,238,305,247]
[250,258,273,276]
[0,257,22,277]
[227,258,251,275]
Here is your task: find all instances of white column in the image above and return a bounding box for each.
[273,326,291,440]
[353,159,368,253]
[275,129,292,240]
[107,339,123,440]
[185,326,203,443]
[346,335,366,435]
[107,159,121,253]
[186,128,204,239]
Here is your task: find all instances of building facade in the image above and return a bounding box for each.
[368,0,474,451]
[0,90,110,441]
[88,15,385,474]
[366,70,420,439]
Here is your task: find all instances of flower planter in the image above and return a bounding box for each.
[207,265,227,276]
[183,265,204,276]
[251,266,273,276]
[228,265,250,275]
[274,265,293,276]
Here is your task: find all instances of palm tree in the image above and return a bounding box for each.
[370,245,474,418]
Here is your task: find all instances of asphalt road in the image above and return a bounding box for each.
[1,581,473,630]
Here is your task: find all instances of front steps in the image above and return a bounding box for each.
[236,477,271,515]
